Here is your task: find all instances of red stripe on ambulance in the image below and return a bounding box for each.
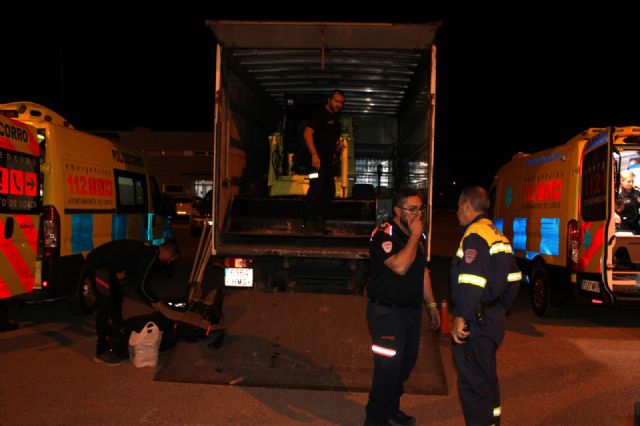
[13,214,38,253]
[0,218,35,295]
[579,223,604,273]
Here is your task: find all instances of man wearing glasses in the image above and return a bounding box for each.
[364,187,440,426]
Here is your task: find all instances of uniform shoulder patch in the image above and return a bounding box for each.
[382,241,393,253]
[464,248,477,264]
[370,222,393,239]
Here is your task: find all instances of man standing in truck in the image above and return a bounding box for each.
[302,90,345,234]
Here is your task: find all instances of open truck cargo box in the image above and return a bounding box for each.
[206,21,440,291]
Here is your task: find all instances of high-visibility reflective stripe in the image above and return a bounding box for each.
[456,248,464,258]
[0,218,35,296]
[112,214,128,240]
[369,223,393,240]
[14,215,38,253]
[371,344,396,358]
[71,214,94,253]
[140,213,150,241]
[490,243,513,255]
[95,276,110,289]
[146,213,154,242]
[579,223,604,273]
[493,406,501,417]
[0,116,40,156]
[508,272,522,282]
[458,274,486,287]
[0,276,11,298]
[309,172,319,179]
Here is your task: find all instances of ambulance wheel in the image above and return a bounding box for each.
[530,264,557,318]
[71,268,97,315]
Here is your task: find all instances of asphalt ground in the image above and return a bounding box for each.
[2,210,640,425]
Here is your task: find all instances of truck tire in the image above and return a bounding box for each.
[530,264,558,318]
[70,266,97,315]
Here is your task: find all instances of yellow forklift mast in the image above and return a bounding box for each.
[267,121,355,198]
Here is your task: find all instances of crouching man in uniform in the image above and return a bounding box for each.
[84,239,180,365]
[451,186,521,425]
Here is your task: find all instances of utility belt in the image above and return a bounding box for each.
[481,297,500,307]
[369,297,419,310]
[474,298,501,326]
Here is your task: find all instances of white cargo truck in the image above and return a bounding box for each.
[205,21,440,292]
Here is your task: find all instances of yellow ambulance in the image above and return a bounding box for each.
[0,102,171,312]
[0,114,41,300]
[491,126,640,317]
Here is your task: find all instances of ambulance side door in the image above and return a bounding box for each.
[578,129,610,275]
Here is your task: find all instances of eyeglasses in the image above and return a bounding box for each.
[398,205,426,214]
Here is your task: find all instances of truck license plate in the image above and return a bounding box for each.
[225,267,253,287]
[581,279,600,293]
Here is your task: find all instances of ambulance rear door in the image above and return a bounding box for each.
[0,115,41,298]
[605,126,640,304]
[577,127,612,303]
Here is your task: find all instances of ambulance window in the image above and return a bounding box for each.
[581,144,607,221]
[114,170,148,213]
[118,177,135,205]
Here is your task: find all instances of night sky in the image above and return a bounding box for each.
[4,4,640,196]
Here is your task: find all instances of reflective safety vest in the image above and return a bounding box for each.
[451,216,521,320]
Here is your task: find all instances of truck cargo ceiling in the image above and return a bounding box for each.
[207,21,441,116]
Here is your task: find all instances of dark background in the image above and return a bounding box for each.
[4,4,639,199]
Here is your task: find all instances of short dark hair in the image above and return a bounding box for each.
[161,239,180,258]
[459,186,490,212]
[329,89,345,99]
[393,187,424,208]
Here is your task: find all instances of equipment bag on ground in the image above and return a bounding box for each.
[129,321,162,367]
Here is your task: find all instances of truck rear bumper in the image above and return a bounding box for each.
[216,244,369,259]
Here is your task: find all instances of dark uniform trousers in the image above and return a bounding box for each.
[366,301,421,421]
[94,268,124,352]
[306,161,336,223]
[453,305,506,426]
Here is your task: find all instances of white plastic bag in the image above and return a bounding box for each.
[128,321,162,368]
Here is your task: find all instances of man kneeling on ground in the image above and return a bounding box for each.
[83,239,180,365]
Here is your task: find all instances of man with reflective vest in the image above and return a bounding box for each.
[450,186,521,425]
[365,187,440,426]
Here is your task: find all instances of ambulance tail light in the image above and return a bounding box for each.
[567,220,580,270]
[42,205,60,258]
